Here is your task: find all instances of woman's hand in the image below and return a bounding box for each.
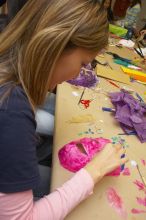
[85,143,128,184]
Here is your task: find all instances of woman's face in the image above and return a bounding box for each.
[49,48,97,90]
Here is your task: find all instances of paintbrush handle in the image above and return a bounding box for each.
[142,176,146,187]
[137,165,146,187]
[78,88,86,105]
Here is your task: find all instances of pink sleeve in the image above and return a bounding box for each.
[0,169,94,220]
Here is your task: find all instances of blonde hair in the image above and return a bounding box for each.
[0,0,108,107]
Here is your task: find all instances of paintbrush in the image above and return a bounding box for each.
[131,160,146,187]
[78,87,86,105]
[135,92,144,102]
[137,43,144,58]
[107,79,121,89]
[134,48,144,59]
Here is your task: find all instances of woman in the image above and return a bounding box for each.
[0,0,128,219]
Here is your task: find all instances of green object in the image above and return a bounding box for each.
[114,59,129,67]
[109,24,128,37]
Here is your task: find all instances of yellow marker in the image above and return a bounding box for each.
[121,66,146,82]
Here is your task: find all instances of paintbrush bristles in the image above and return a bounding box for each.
[131,160,146,187]
[131,160,137,167]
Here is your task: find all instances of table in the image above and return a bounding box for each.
[51,47,146,220]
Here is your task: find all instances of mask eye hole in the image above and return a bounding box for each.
[76,143,87,155]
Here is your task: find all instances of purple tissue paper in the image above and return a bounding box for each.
[67,63,99,88]
[109,91,146,143]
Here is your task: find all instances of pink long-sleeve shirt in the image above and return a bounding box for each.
[0,169,94,220]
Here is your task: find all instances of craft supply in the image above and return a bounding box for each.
[78,88,86,105]
[134,41,145,59]
[137,44,144,58]
[78,128,95,136]
[134,179,145,191]
[68,114,95,124]
[59,137,109,172]
[107,80,121,89]
[96,129,104,134]
[106,52,132,63]
[110,91,146,143]
[93,59,113,69]
[131,160,146,187]
[131,208,146,214]
[121,154,125,171]
[106,187,127,218]
[59,137,122,176]
[136,80,146,85]
[114,59,131,67]
[96,65,131,85]
[121,66,146,83]
[102,107,116,112]
[118,131,137,136]
[135,92,144,102]
[136,48,146,57]
[80,99,92,109]
[72,91,79,97]
[122,167,130,176]
[111,136,129,148]
[99,119,104,123]
[109,24,128,37]
[118,39,135,48]
[134,48,144,59]
[128,65,142,71]
[68,63,99,88]
[141,159,146,166]
[136,197,146,207]
[121,86,134,93]
[114,59,142,70]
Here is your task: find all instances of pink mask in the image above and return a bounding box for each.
[58,137,121,176]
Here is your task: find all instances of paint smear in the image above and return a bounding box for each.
[106,187,127,219]
[131,208,146,214]
[141,159,146,166]
[134,180,145,191]
[122,168,130,176]
[137,197,146,207]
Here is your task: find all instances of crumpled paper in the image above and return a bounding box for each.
[67,63,99,88]
[109,91,146,143]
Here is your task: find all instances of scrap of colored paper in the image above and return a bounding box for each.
[136,197,146,207]
[122,168,131,176]
[134,180,145,191]
[131,208,146,214]
[72,91,79,97]
[111,136,129,148]
[68,114,95,123]
[96,129,104,134]
[78,128,95,136]
[106,187,127,218]
[141,159,146,166]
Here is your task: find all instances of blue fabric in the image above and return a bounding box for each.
[0,85,40,193]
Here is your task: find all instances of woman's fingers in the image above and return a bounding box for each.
[114,144,122,151]
[118,148,126,156]
[120,157,129,165]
